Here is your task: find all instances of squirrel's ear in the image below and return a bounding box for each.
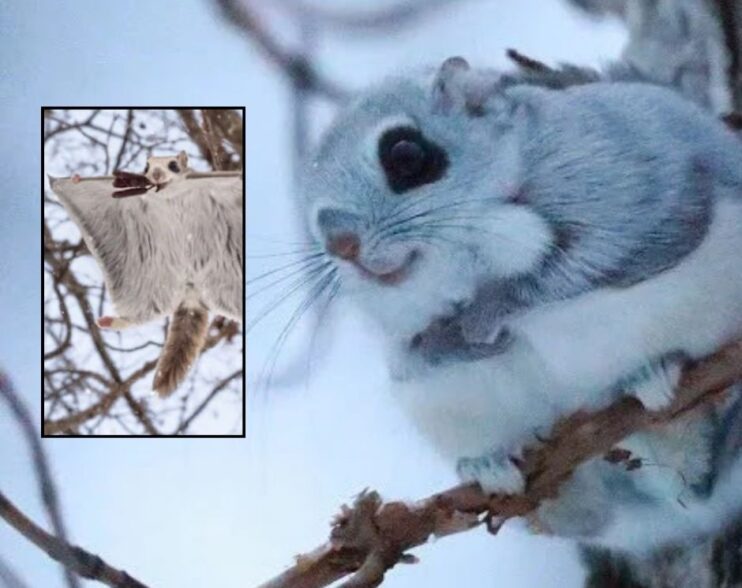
[431,56,471,114]
[432,57,503,117]
[177,150,188,169]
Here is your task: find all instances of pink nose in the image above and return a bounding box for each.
[152,168,164,181]
[326,232,360,261]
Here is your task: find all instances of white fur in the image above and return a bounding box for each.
[391,197,742,548]
[631,359,683,411]
[50,173,243,325]
[144,151,190,188]
[480,205,553,276]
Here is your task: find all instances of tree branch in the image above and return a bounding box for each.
[212,0,346,101]
[0,491,149,588]
[0,554,32,588]
[0,372,81,588]
[255,339,742,588]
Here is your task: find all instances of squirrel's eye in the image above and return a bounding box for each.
[389,140,425,178]
[144,163,149,174]
[378,126,448,194]
[168,161,180,173]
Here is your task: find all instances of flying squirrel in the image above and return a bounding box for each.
[301,57,742,552]
[51,151,243,396]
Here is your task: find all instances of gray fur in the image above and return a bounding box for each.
[50,174,243,326]
[302,57,742,551]
[304,62,740,356]
[568,0,738,113]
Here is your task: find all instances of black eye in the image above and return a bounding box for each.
[389,140,425,178]
[168,161,180,173]
[144,163,149,174]
[378,126,448,193]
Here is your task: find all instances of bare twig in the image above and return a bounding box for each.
[255,340,742,588]
[173,368,242,434]
[112,110,134,172]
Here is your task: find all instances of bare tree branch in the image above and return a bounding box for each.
[212,0,346,101]
[0,372,80,588]
[0,554,32,588]
[0,491,149,588]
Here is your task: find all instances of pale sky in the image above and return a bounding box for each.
[0,0,626,586]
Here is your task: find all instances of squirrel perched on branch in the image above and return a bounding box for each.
[300,54,742,553]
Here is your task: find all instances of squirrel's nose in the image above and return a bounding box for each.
[152,168,164,181]
[316,207,363,261]
[326,232,361,261]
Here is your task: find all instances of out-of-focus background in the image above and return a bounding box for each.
[1,0,631,586]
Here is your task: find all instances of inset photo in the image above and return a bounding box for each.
[42,108,244,436]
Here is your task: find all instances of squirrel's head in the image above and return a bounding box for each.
[301,58,553,340]
[144,150,189,188]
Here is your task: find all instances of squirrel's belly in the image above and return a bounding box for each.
[389,347,559,462]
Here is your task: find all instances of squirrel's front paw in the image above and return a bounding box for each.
[97,316,132,330]
[456,450,525,495]
[627,354,685,411]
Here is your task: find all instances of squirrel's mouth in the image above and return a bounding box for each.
[151,180,170,191]
[355,250,419,286]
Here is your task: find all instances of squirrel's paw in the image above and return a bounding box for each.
[628,355,685,411]
[97,316,132,330]
[457,450,525,495]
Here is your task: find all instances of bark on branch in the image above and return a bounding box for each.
[256,340,742,588]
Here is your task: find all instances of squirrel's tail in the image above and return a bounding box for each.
[153,295,209,396]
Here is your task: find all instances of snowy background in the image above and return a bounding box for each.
[1,0,626,586]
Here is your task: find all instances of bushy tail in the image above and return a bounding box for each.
[153,298,209,396]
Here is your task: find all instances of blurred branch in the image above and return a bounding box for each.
[255,340,742,588]
[274,0,474,34]
[0,555,31,588]
[723,111,742,129]
[0,491,149,588]
[715,0,740,95]
[0,371,81,588]
[212,0,346,101]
